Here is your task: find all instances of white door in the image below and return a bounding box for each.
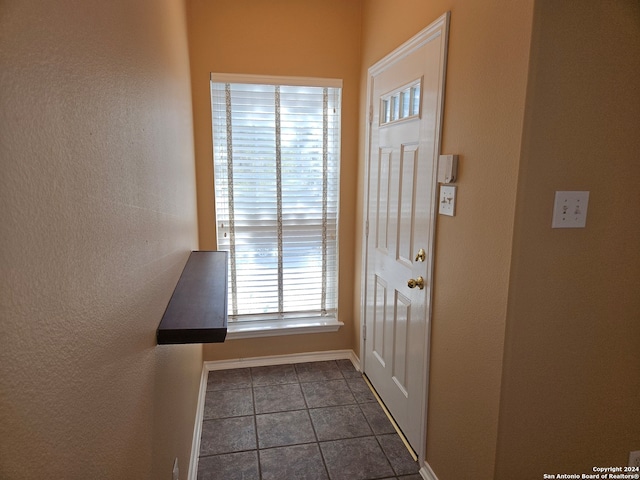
[362,13,449,456]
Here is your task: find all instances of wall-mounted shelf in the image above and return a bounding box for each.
[157,251,228,344]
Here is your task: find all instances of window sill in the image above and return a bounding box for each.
[226,317,343,340]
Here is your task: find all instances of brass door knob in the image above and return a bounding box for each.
[407,276,424,290]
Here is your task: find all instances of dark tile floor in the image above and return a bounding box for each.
[197,359,421,480]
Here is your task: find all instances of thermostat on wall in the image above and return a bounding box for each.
[438,154,458,183]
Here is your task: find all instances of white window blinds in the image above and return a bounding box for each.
[210,75,341,323]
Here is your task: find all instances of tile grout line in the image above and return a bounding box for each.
[198,360,418,480]
[342,369,397,479]
[297,362,332,480]
[361,373,418,463]
[249,367,263,480]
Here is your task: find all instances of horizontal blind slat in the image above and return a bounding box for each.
[212,79,341,319]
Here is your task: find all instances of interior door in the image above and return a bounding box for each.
[363,14,449,456]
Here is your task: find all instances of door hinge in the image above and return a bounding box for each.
[365,219,369,237]
[362,323,366,341]
[369,105,373,124]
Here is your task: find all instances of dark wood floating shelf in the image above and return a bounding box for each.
[157,251,228,345]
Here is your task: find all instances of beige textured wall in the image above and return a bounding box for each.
[0,1,202,478]
[496,1,640,477]
[358,1,534,478]
[186,0,362,361]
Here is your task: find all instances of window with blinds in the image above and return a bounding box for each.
[210,75,341,325]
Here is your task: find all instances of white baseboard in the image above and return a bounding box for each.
[420,461,439,480]
[204,348,359,371]
[187,364,209,480]
[188,349,360,480]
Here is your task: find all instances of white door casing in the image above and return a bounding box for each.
[361,13,449,461]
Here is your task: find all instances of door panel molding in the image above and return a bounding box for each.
[360,11,450,468]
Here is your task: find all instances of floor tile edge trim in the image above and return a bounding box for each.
[187,364,210,480]
[361,374,417,462]
[203,349,360,371]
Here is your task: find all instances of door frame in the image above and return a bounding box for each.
[359,12,450,467]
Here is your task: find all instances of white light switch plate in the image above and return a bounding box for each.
[552,191,589,228]
[439,185,456,216]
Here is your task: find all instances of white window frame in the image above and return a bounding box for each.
[210,73,344,339]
